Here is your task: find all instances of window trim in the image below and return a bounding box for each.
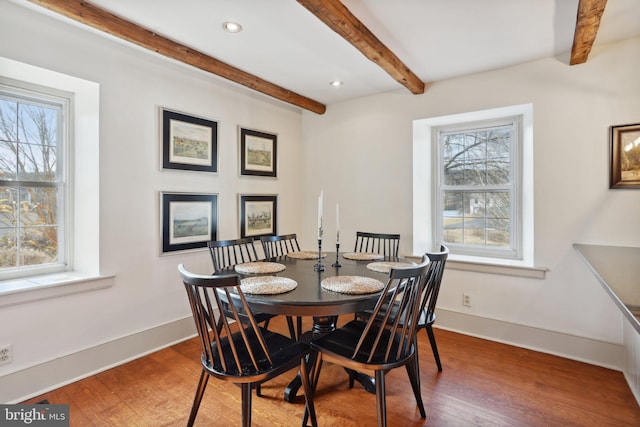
[0,56,106,305]
[413,103,535,270]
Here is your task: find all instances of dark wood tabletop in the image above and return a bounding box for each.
[220,253,397,317]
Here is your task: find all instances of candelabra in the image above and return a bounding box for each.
[314,235,325,272]
[332,242,342,267]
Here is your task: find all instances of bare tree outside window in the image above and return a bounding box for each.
[0,93,63,272]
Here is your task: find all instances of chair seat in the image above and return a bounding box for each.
[310,320,413,368]
[208,328,309,380]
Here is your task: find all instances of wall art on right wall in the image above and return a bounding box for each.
[610,123,640,188]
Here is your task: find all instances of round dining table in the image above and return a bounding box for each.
[219,251,415,401]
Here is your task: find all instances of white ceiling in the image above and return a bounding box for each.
[21,0,640,107]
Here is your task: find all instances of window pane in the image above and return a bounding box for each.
[20,226,58,265]
[0,142,17,180]
[487,218,510,247]
[0,187,18,227]
[0,228,17,269]
[0,98,18,142]
[18,187,58,227]
[18,103,58,146]
[17,143,57,181]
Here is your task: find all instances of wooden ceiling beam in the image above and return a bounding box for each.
[297,0,425,95]
[570,0,608,65]
[28,0,327,114]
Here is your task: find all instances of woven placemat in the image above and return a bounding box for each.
[321,276,385,295]
[234,262,286,274]
[366,261,416,274]
[239,276,297,295]
[286,251,327,260]
[342,252,385,261]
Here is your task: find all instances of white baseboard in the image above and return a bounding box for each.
[0,316,196,404]
[435,308,623,370]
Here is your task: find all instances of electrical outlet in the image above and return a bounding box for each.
[462,293,472,307]
[0,344,12,365]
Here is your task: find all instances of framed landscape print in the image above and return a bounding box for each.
[161,192,217,253]
[239,194,277,238]
[610,123,640,188]
[162,109,218,173]
[240,127,277,177]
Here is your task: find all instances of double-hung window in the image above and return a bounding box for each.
[435,118,520,259]
[0,83,69,279]
[413,104,534,268]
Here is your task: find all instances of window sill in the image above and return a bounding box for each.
[407,254,547,279]
[0,272,115,308]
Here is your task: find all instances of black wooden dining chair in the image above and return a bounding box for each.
[306,257,430,427]
[357,245,449,375]
[260,233,303,340]
[260,233,301,259]
[178,265,317,427]
[208,237,260,273]
[354,231,400,257]
[208,238,297,351]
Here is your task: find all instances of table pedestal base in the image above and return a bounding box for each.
[283,315,375,402]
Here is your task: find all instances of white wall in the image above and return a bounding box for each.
[0,0,304,401]
[300,37,640,366]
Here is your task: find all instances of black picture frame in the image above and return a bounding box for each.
[239,194,277,239]
[162,109,218,172]
[610,123,640,189]
[240,127,277,177]
[161,192,217,253]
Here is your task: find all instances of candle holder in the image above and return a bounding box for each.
[314,238,325,271]
[332,242,342,267]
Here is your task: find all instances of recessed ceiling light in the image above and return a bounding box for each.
[223,21,242,33]
[330,80,343,87]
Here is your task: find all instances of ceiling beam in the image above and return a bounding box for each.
[297,0,425,95]
[570,0,608,65]
[28,0,327,114]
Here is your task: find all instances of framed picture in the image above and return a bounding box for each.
[239,194,277,238]
[240,127,277,177]
[161,192,217,253]
[162,109,218,172]
[610,123,640,188]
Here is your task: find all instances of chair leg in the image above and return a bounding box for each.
[286,316,297,340]
[303,353,323,427]
[300,356,318,427]
[187,369,209,427]
[425,325,442,371]
[241,383,252,427]
[374,370,387,427]
[405,355,426,418]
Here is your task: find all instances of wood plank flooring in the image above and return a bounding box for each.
[23,316,640,426]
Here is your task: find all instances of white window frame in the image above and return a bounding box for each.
[0,82,70,279]
[413,104,536,272]
[0,57,111,307]
[434,117,521,260]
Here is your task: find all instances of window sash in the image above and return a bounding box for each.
[0,84,68,278]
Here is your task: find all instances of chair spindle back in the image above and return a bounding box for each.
[260,233,301,259]
[208,238,260,273]
[353,257,429,363]
[179,265,273,376]
[354,231,400,258]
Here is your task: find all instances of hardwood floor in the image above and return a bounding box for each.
[23,316,640,426]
